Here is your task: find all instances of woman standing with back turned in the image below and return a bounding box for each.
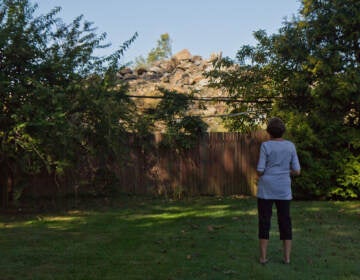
[256,117,301,264]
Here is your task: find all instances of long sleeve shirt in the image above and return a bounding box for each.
[256,140,301,200]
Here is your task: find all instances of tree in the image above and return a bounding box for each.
[153,88,208,149]
[206,0,360,198]
[0,0,137,205]
[147,33,172,64]
[205,49,274,132]
[133,87,208,151]
[134,33,172,68]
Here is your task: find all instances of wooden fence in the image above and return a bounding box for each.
[2,131,268,205]
[113,131,268,197]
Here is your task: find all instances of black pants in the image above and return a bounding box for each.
[257,198,292,240]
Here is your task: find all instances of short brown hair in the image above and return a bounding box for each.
[266,117,286,138]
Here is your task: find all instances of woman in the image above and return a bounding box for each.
[256,117,300,264]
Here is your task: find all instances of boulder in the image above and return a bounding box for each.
[172,49,192,61]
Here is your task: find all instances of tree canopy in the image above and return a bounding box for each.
[207,0,360,199]
[0,0,138,202]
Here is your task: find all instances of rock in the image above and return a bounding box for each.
[148,66,163,73]
[160,73,170,83]
[136,67,147,75]
[170,69,185,85]
[123,74,137,81]
[159,60,176,72]
[209,52,222,61]
[189,74,204,85]
[119,67,133,75]
[173,49,192,61]
[192,55,203,62]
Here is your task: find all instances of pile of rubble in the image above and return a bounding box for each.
[118,49,229,131]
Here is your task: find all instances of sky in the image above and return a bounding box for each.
[35,0,301,64]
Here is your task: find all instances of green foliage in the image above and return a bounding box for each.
[206,0,360,199]
[333,155,360,199]
[205,52,271,133]
[147,33,172,63]
[277,111,332,199]
[272,0,360,199]
[134,33,172,68]
[0,0,137,200]
[153,88,208,150]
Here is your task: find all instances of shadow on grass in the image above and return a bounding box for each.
[0,196,359,280]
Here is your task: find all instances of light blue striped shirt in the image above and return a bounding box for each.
[256,140,300,200]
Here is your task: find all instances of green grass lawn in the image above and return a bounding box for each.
[0,196,359,280]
